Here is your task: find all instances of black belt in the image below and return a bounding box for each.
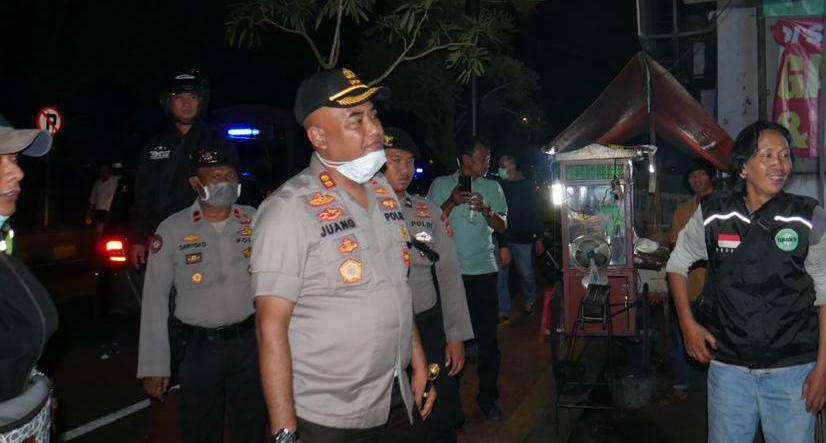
[175,315,255,342]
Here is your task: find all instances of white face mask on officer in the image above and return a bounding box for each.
[200,181,241,209]
[315,150,386,184]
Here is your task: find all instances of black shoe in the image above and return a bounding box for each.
[480,404,502,421]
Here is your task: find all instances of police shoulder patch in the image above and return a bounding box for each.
[150,235,163,254]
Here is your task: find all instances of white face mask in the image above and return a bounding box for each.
[316,150,386,184]
[0,214,8,228]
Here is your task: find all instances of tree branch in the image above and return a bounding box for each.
[480,81,512,101]
[367,7,432,86]
[328,0,344,66]
[262,18,329,68]
[404,41,473,62]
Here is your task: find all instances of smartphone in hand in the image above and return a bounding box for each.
[458,175,472,193]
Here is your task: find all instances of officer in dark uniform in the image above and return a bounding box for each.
[129,70,237,268]
[137,144,265,442]
[383,127,474,443]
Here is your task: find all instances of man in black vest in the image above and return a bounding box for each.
[667,121,826,442]
[128,70,236,268]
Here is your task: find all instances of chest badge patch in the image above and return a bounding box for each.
[309,192,335,207]
[183,233,199,243]
[403,248,410,267]
[775,228,799,252]
[339,258,363,284]
[185,252,202,265]
[400,225,410,242]
[239,226,253,236]
[338,236,360,254]
[318,207,343,222]
[243,247,251,258]
[319,172,336,189]
[375,187,389,195]
[380,198,397,210]
[717,233,741,250]
[150,235,163,254]
[191,272,203,284]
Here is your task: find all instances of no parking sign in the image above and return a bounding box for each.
[36,106,62,135]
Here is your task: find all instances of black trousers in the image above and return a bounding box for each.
[415,304,464,443]
[462,273,501,408]
[178,331,266,443]
[297,380,426,443]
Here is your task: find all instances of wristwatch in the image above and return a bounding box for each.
[272,428,299,443]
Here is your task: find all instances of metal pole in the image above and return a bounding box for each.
[818,4,826,205]
[43,142,51,228]
[466,0,479,136]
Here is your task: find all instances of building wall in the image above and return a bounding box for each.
[717,5,760,137]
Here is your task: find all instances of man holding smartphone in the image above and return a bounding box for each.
[427,137,507,420]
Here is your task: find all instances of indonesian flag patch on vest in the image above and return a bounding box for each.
[717,233,741,249]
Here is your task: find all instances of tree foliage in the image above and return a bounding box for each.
[226,0,515,84]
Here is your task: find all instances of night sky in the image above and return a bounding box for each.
[0,0,640,225]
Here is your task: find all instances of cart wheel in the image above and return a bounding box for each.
[550,280,567,367]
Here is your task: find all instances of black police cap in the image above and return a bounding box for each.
[383,127,420,159]
[294,68,391,125]
[190,144,240,172]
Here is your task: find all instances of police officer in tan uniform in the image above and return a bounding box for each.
[137,145,265,442]
[383,127,474,442]
[253,68,434,443]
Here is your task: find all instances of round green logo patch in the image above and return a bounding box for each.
[775,228,799,252]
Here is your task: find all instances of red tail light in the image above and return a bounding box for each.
[99,236,128,267]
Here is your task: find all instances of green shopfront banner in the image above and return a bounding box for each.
[764,0,823,17]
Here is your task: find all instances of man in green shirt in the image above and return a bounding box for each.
[427,137,507,420]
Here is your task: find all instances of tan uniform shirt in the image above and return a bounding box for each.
[403,193,473,342]
[251,155,414,429]
[670,197,706,301]
[137,200,257,378]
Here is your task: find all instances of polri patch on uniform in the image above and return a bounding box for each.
[319,172,336,189]
[717,233,740,249]
[191,272,204,284]
[339,258,363,284]
[318,207,343,222]
[338,236,360,253]
[309,192,335,207]
[243,247,251,258]
[775,228,799,251]
[185,252,202,265]
[150,235,163,254]
[183,233,199,243]
[380,198,397,210]
[239,226,253,236]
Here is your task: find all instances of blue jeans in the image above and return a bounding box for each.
[707,361,815,443]
[670,301,698,390]
[497,242,537,315]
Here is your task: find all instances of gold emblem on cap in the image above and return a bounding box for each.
[191,272,203,284]
[383,134,394,147]
[328,68,372,103]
